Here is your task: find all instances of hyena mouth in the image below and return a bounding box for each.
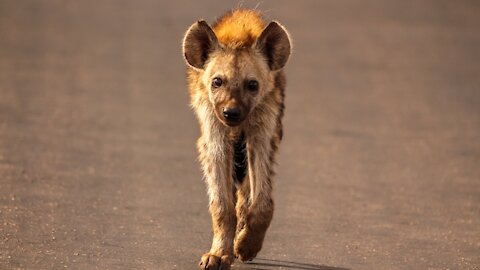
[233,132,247,184]
[225,119,243,127]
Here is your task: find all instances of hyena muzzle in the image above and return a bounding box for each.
[182,9,291,270]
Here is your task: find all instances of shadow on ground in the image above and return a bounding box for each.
[232,258,350,270]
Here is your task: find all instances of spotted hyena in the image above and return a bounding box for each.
[182,9,291,270]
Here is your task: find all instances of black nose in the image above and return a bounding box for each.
[223,107,241,121]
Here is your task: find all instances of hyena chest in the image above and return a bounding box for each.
[233,132,247,184]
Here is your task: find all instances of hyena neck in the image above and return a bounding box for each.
[233,131,247,184]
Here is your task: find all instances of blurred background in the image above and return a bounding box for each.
[0,1,479,269]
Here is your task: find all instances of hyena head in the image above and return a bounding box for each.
[183,19,291,127]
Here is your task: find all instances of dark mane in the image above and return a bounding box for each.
[233,132,247,183]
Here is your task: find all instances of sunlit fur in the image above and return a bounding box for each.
[213,9,266,49]
[183,8,290,270]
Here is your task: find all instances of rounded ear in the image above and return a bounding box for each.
[182,20,219,69]
[255,21,291,71]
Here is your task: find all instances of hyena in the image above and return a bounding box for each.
[182,9,291,270]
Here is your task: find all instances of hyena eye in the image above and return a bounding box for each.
[212,77,223,88]
[246,80,259,92]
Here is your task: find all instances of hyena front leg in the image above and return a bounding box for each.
[234,138,275,262]
[197,136,236,270]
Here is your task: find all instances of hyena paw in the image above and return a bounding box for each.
[199,253,232,270]
[234,227,264,262]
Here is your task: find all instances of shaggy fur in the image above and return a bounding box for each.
[182,9,291,270]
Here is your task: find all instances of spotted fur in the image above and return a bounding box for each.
[183,8,291,270]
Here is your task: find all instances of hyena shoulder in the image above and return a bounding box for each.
[212,9,266,49]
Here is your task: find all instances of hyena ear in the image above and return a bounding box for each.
[255,21,291,71]
[182,20,219,69]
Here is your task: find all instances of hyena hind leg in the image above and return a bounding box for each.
[235,180,250,237]
[234,180,274,262]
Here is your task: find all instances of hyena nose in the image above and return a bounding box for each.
[222,107,241,122]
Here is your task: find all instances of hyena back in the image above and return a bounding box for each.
[182,9,291,270]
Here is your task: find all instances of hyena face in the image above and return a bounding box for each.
[203,49,271,126]
[183,20,290,127]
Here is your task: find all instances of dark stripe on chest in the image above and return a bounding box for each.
[233,132,247,184]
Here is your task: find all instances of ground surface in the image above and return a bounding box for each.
[1,1,479,269]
